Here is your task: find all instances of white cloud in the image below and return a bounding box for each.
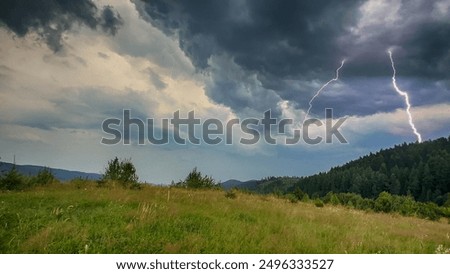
[351,0,402,42]
[343,103,450,141]
[0,0,234,126]
[0,0,265,181]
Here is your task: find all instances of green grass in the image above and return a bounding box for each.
[0,182,449,253]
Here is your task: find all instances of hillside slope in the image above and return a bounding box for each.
[235,136,450,205]
[0,183,449,253]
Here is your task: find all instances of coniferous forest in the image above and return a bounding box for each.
[235,136,450,220]
[292,136,450,205]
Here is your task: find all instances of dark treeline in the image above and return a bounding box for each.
[288,136,450,206]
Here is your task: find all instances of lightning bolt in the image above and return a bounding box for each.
[388,50,422,143]
[303,59,346,125]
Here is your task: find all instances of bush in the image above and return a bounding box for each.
[29,168,55,186]
[314,199,324,208]
[0,166,25,191]
[322,192,333,203]
[225,190,237,199]
[416,202,441,221]
[293,187,307,200]
[101,157,140,189]
[359,198,375,211]
[336,193,355,206]
[375,192,394,213]
[350,194,364,209]
[395,195,417,216]
[323,192,341,206]
[301,193,310,202]
[441,207,450,219]
[175,168,219,189]
[285,193,298,203]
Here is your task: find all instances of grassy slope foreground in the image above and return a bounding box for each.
[1,183,449,254]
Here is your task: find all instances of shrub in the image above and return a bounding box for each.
[29,168,55,186]
[374,192,394,213]
[314,199,324,208]
[440,207,450,219]
[302,193,310,202]
[359,198,375,211]
[396,195,417,216]
[416,202,441,221]
[101,157,140,189]
[225,190,237,199]
[0,166,25,191]
[322,192,333,203]
[285,193,298,203]
[347,200,354,208]
[336,193,355,206]
[323,192,341,206]
[175,168,219,189]
[293,187,307,200]
[350,194,364,209]
[330,194,341,206]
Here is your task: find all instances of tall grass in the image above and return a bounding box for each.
[0,182,449,253]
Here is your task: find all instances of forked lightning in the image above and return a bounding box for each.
[388,50,423,143]
[303,60,346,125]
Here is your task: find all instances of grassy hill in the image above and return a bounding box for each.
[1,182,449,254]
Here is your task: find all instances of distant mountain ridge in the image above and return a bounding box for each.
[221,179,260,190]
[0,162,101,181]
[221,179,242,189]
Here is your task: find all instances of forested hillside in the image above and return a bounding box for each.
[244,136,450,206]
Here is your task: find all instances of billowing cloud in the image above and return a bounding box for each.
[131,0,450,120]
[0,0,123,51]
[342,103,450,142]
[342,0,450,79]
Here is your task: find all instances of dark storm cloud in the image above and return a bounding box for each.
[402,22,450,78]
[101,5,123,36]
[0,0,123,52]
[341,6,450,79]
[133,0,361,76]
[132,0,362,117]
[133,0,449,118]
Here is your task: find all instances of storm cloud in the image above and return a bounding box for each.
[0,0,123,52]
[132,0,450,118]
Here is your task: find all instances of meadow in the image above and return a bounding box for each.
[1,181,449,254]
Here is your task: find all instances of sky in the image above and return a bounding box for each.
[0,0,449,184]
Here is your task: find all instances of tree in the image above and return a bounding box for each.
[323,191,340,205]
[374,192,394,213]
[119,161,139,186]
[420,164,433,201]
[30,168,55,186]
[176,167,218,189]
[103,157,121,181]
[293,187,307,200]
[0,165,24,190]
[389,175,401,195]
[101,157,140,189]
